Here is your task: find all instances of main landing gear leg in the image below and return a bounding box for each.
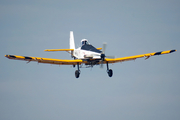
[106,62,113,77]
[75,63,80,78]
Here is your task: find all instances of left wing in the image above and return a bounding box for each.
[5,55,83,65]
[105,49,176,63]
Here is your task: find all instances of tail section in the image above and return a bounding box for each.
[70,31,75,58]
[70,31,75,49]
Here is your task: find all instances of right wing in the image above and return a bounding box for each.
[5,55,83,65]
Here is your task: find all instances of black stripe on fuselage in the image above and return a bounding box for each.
[81,44,102,53]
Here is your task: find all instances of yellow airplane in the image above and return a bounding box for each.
[5,31,176,78]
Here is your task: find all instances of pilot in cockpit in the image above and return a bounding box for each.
[81,39,89,46]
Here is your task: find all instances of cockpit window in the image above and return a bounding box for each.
[81,39,89,46]
[81,39,101,53]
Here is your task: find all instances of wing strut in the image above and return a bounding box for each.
[144,55,151,60]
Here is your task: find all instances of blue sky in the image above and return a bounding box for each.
[0,0,180,120]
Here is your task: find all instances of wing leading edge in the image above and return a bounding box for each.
[105,49,176,63]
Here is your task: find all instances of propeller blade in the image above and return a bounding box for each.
[106,55,115,59]
[100,62,103,68]
[102,42,107,54]
[100,60,105,68]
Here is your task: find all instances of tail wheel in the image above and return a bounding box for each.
[75,70,80,78]
[107,69,113,77]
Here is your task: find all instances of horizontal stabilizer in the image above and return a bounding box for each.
[44,49,74,52]
[96,48,102,50]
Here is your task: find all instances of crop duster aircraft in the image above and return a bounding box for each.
[5,31,176,78]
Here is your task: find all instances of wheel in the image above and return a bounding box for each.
[107,69,113,77]
[75,70,80,78]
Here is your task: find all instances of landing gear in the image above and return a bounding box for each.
[74,62,113,78]
[106,62,113,77]
[75,63,80,78]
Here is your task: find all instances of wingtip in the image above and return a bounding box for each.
[170,49,177,53]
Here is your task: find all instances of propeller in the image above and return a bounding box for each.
[99,43,106,68]
[99,42,115,68]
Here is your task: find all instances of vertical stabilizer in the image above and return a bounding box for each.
[70,31,75,49]
[70,31,75,58]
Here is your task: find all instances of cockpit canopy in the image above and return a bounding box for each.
[81,39,89,46]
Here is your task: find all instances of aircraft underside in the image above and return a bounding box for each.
[74,59,113,78]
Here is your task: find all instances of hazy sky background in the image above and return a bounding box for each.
[0,0,180,120]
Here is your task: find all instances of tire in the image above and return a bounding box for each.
[108,69,113,77]
[75,70,80,78]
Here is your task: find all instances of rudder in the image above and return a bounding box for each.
[70,31,75,49]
